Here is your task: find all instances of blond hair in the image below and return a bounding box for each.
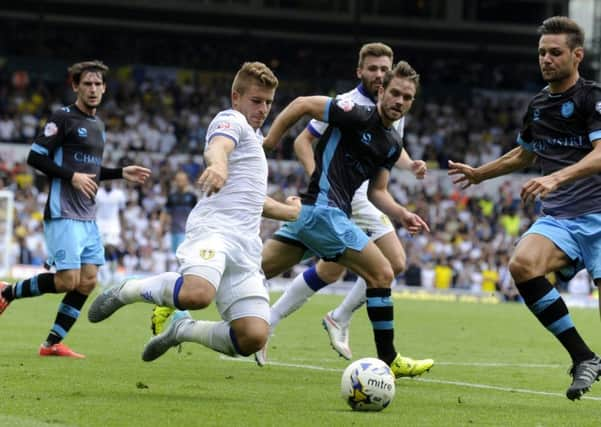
[68,60,109,84]
[358,42,394,68]
[232,62,279,95]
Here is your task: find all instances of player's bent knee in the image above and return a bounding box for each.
[77,280,96,295]
[390,258,406,276]
[316,263,345,284]
[508,254,537,283]
[262,256,296,280]
[54,272,80,292]
[178,280,215,309]
[232,320,269,355]
[261,259,279,280]
[365,266,394,288]
[183,291,213,309]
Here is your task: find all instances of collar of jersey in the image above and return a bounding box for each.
[545,78,582,98]
[72,103,97,120]
[356,84,376,103]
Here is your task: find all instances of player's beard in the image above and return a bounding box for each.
[541,66,571,83]
[381,104,403,123]
[362,77,381,99]
[83,98,101,110]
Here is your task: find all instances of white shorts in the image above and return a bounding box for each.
[221,296,270,323]
[176,234,269,318]
[351,195,395,241]
[100,230,122,247]
[97,221,122,247]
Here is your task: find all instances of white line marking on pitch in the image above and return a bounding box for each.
[433,361,563,368]
[286,358,563,369]
[219,355,601,401]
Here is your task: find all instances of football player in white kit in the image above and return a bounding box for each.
[95,181,127,287]
[260,43,429,366]
[88,62,301,362]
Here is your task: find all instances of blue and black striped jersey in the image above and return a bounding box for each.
[518,78,601,218]
[301,98,402,216]
[31,105,106,221]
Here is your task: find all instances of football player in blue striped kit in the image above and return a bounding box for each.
[261,61,431,378]
[0,60,150,358]
[449,16,601,400]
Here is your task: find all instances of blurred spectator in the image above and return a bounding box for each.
[434,257,453,289]
[403,254,422,287]
[160,170,197,254]
[95,181,127,287]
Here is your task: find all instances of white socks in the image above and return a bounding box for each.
[119,272,181,307]
[331,277,367,325]
[176,319,237,356]
[270,272,316,328]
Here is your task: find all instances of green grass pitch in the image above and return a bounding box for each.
[1,290,601,426]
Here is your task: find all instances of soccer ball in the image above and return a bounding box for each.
[340,357,395,411]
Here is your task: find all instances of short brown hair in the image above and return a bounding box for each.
[232,62,278,95]
[358,42,394,68]
[538,16,585,50]
[68,60,109,84]
[382,61,420,90]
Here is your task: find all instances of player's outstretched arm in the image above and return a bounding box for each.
[367,169,429,235]
[122,165,151,184]
[264,96,330,149]
[262,196,301,221]
[521,139,601,204]
[448,146,536,189]
[197,135,235,196]
[293,128,318,176]
[394,149,426,180]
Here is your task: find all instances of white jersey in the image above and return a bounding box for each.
[307,85,404,201]
[185,109,268,264]
[95,186,126,232]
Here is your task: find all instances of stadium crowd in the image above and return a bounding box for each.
[4,145,581,302]
[0,65,593,300]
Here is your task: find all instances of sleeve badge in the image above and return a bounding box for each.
[336,98,355,112]
[43,122,58,137]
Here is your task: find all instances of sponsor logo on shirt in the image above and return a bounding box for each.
[74,152,102,165]
[217,122,231,129]
[360,132,372,145]
[77,127,88,137]
[529,136,588,152]
[44,122,58,137]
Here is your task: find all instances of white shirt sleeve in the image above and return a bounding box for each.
[206,112,245,147]
[306,118,328,137]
